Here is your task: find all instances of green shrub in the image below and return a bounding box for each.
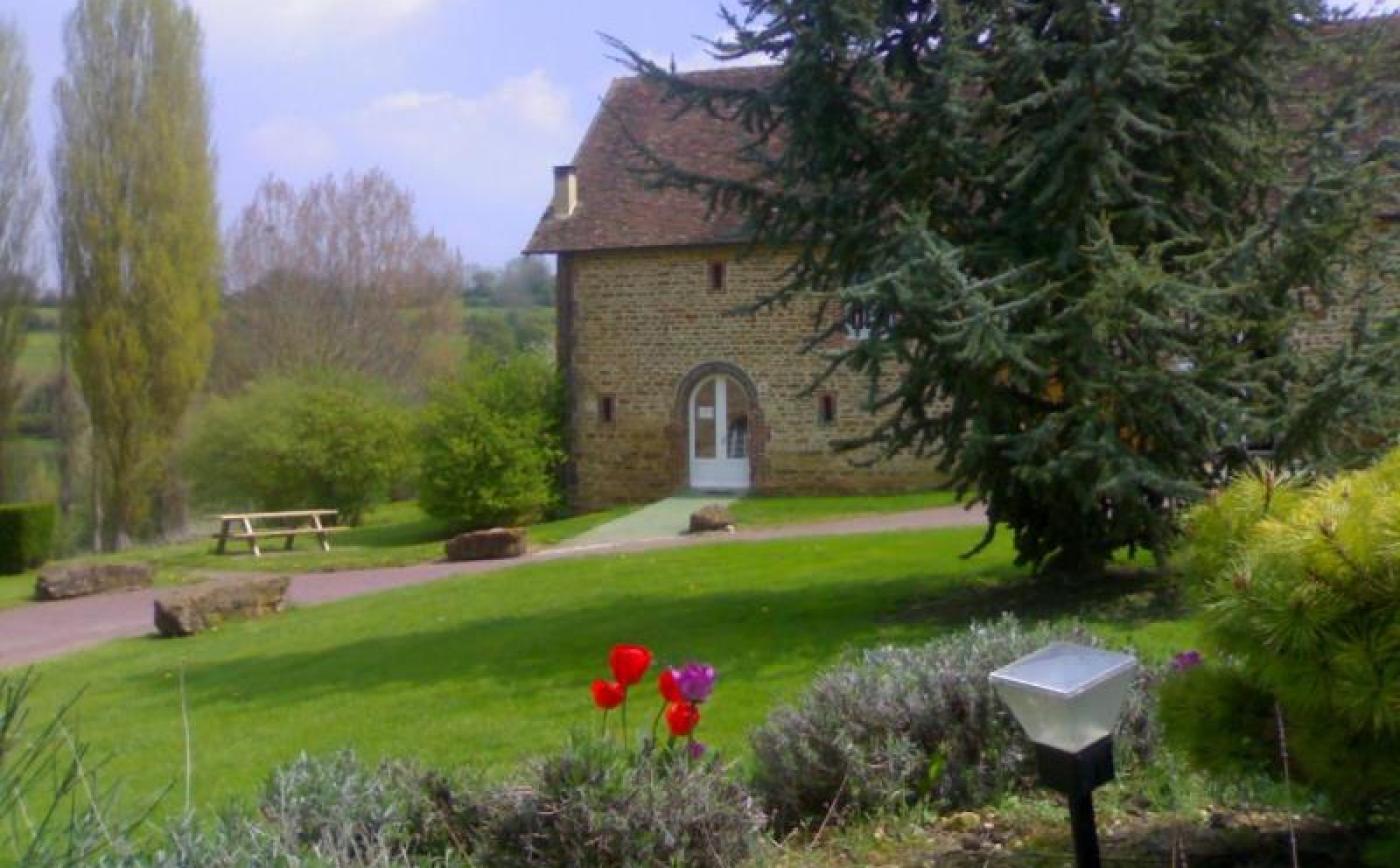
[476,734,763,868]
[181,374,413,525]
[417,353,562,528]
[145,741,760,867]
[1172,450,1400,819]
[1157,664,1278,779]
[749,615,1160,830]
[0,501,56,574]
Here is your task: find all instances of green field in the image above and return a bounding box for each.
[17,525,1195,821]
[731,490,961,527]
[16,329,59,385]
[0,500,635,611]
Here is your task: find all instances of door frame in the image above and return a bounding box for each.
[673,362,764,493]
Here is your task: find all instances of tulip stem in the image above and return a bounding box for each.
[650,702,666,744]
[620,698,628,744]
[601,709,608,738]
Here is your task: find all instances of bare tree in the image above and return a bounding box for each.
[0,20,40,496]
[216,170,464,390]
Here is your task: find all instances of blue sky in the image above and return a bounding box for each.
[5,0,738,275]
[5,1,1398,278]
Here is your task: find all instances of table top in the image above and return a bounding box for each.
[218,509,338,521]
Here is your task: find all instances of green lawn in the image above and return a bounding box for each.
[17,329,59,385]
[16,525,1195,821]
[0,501,634,611]
[730,489,961,527]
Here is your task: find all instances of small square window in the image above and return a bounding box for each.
[598,395,616,424]
[708,260,727,292]
[818,393,837,426]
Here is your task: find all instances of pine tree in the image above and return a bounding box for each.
[612,1,1398,574]
[0,21,40,497]
[54,0,220,548]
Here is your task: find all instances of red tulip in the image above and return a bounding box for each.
[658,668,683,703]
[609,644,652,687]
[592,679,625,710]
[665,701,701,737]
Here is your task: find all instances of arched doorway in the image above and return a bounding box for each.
[688,372,752,491]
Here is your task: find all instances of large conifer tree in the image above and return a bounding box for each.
[615,1,1398,573]
[54,0,220,547]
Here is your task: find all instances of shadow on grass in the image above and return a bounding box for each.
[888,568,1186,630]
[130,565,1026,712]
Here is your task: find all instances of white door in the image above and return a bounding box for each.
[689,374,751,491]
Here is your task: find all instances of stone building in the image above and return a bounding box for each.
[525,67,943,509]
[526,33,1397,510]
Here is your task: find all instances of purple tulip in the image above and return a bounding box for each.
[676,662,717,703]
[687,740,707,760]
[1171,650,1203,672]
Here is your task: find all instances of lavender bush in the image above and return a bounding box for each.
[750,614,1160,829]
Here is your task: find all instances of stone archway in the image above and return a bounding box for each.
[669,362,767,492]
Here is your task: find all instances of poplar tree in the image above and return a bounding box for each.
[54,0,220,547]
[0,21,40,496]
[614,1,1399,574]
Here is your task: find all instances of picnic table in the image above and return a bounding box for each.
[213,510,343,557]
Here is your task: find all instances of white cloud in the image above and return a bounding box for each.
[356,69,577,201]
[244,116,338,174]
[190,0,447,58]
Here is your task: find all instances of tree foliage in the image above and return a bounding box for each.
[418,352,562,528]
[613,1,1399,573]
[0,22,39,496]
[54,0,221,548]
[181,374,414,524]
[215,170,464,391]
[1170,456,1400,820]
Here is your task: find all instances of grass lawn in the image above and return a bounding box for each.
[730,489,962,527]
[0,501,634,612]
[17,329,59,385]
[17,525,1196,822]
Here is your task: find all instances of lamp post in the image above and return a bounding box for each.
[989,642,1137,868]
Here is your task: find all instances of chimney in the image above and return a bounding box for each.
[552,165,578,218]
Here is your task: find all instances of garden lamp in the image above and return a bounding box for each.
[989,642,1137,868]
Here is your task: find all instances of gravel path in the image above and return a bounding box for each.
[0,504,986,670]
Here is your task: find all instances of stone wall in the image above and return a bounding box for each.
[559,245,945,509]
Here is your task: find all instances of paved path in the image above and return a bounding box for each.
[0,504,985,670]
[570,493,736,545]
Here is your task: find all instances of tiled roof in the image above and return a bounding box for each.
[524,66,780,254]
[526,22,1396,254]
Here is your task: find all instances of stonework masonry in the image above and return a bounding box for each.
[559,244,945,509]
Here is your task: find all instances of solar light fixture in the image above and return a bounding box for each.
[990,642,1137,868]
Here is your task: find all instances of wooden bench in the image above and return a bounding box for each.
[213,510,343,557]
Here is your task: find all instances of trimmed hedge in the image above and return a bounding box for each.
[0,502,57,575]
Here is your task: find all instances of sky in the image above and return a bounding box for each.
[3,0,739,278]
[4,0,1398,280]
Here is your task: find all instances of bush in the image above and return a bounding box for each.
[141,741,760,868]
[1157,664,1278,779]
[0,501,56,574]
[417,353,562,528]
[475,734,764,868]
[1171,451,1400,819]
[750,615,1160,829]
[181,374,413,524]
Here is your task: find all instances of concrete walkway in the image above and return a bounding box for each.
[0,503,986,670]
[569,493,735,545]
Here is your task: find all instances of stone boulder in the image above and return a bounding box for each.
[689,504,736,534]
[154,574,290,637]
[445,527,527,562]
[35,562,154,601]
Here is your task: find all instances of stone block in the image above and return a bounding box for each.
[154,574,290,637]
[445,527,527,561]
[35,562,154,601]
[689,504,736,534]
